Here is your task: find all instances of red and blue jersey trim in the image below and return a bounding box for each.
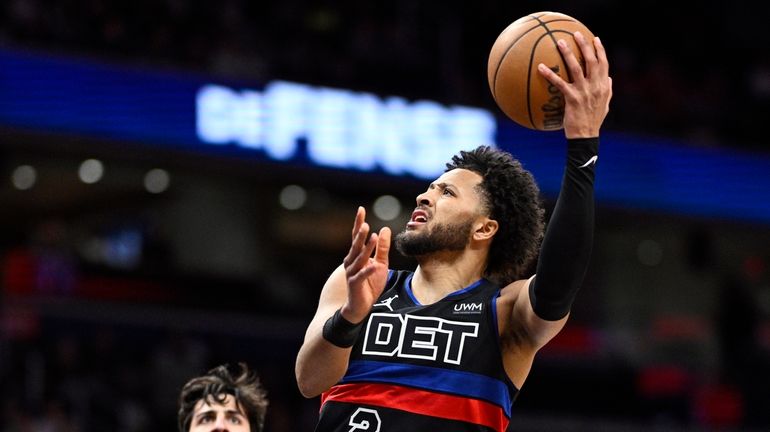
[340,360,514,415]
[322,360,514,430]
[322,382,509,432]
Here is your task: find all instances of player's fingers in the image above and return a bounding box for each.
[362,233,379,264]
[593,36,609,78]
[352,222,370,252]
[347,233,378,277]
[556,38,585,83]
[351,206,365,239]
[348,264,377,289]
[573,31,598,78]
[537,63,571,96]
[343,222,370,269]
[374,227,391,264]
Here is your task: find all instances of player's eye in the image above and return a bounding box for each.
[443,188,455,196]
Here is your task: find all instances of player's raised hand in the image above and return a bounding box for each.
[537,31,612,139]
[341,206,391,323]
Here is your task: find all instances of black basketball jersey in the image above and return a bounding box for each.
[315,270,519,432]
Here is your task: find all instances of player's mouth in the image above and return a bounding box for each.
[407,209,429,229]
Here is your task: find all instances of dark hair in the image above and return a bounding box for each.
[178,363,268,432]
[446,146,544,285]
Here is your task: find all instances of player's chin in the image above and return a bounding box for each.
[395,227,419,245]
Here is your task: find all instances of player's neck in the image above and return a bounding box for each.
[412,252,485,304]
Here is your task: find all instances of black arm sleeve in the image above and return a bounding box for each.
[529,137,598,321]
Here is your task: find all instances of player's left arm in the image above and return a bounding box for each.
[511,31,612,349]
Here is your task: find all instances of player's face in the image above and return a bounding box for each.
[189,394,250,432]
[395,168,487,256]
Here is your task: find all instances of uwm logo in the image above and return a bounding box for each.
[362,313,479,365]
[453,302,483,314]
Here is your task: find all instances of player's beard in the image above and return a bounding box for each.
[395,217,474,257]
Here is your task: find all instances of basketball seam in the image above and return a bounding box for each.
[527,16,576,129]
[524,30,574,129]
[538,18,575,84]
[492,17,576,103]
[491,21,542,104]
[526,34,549,129]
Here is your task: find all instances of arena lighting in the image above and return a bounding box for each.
[279,185,307,210]
[0,48,769,224]
[372,195,402,221]
[11,165,37,190]
[196,82,497,179]
[78,159,104,184]
[144,168,170,193]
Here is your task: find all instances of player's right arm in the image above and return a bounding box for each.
[295,207,391,398]
[498,32,610,386]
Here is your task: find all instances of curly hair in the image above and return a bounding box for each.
[178,363,268,432]
[446,146,544,285]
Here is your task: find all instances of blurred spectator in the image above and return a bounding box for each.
[2,220,78,297]
[151,333,210,429]
[32,221,77,295]
[177,363,268,432]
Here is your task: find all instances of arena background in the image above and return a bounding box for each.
[1,1,769,431]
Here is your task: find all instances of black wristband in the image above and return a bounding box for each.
[322,309,365,348]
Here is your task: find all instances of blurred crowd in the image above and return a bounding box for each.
[0,0,768,151]
[1,217,769,431]
[0,316,316,432]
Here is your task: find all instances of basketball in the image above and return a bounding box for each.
[487,12,594,131]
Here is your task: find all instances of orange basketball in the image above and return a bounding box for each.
[487,12,594,131]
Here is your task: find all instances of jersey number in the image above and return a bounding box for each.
[348,408,381,432]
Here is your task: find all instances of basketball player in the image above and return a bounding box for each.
[178,363,268,432]
[296,31,612,432]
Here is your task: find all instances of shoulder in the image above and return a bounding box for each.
[498,276,534,307]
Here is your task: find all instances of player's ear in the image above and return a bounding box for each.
[473,218,498,241]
